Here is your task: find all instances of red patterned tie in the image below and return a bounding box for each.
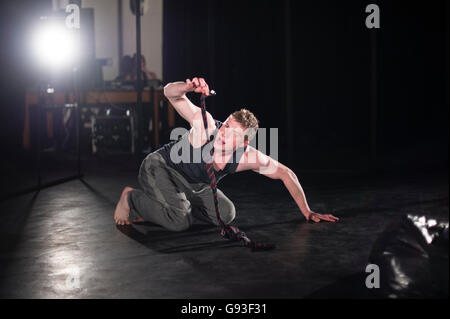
[200,94,275,252]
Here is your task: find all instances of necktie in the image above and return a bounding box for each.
[200,94,275,252]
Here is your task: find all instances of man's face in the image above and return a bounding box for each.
[214,116,247,153]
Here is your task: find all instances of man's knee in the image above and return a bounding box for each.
[165,208,193,232]
[216,200,236,225]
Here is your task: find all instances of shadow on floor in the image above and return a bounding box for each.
[114,219,300,253]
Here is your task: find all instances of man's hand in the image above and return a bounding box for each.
[304,210,339,223]
[163,78,214,127]
[186,77,210,96]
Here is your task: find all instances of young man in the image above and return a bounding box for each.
[114,77,339,229]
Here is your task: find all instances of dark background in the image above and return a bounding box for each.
[0,0,448,197]
[162,0,449,171]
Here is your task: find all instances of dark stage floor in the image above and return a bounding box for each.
[0,157,448,298]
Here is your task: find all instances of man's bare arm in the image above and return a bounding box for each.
[164,77,212,127]
[236,146,339,223]
[164,81,199,126]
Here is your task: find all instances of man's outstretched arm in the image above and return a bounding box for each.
[236,146,339,223]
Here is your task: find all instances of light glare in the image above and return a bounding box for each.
[33,22,77,69]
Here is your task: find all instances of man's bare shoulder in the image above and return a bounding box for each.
[191,109,216,130]
[235,146,266,173]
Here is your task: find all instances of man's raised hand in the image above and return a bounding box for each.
[186,77,210,96]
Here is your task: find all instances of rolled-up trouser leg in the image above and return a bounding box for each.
[128,152,194,232]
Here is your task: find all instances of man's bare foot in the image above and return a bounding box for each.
[114,186,133,225]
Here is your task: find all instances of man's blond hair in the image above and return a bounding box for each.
[231,108,259,143]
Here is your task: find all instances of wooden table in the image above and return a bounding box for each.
[23,88,175,150]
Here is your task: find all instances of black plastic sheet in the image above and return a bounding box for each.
[369,214,449,298]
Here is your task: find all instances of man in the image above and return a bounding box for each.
[114,77,339,229]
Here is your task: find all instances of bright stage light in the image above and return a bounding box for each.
[32,21,77,69]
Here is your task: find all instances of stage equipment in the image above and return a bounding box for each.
[91,114,135,155]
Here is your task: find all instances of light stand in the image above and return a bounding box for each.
[134,0,144,159]
[4,16,83,201]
